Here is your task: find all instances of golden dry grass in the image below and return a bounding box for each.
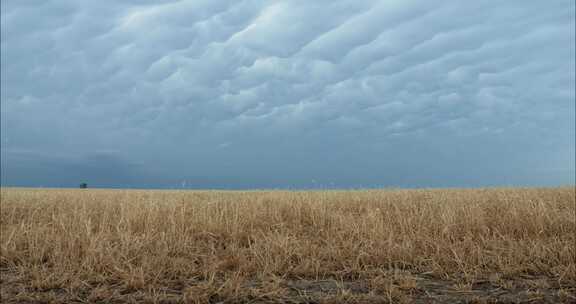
[0,187,575,303]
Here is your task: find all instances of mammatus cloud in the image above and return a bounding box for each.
[1,0,574,188]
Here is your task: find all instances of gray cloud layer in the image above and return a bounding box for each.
[1,0,574,188]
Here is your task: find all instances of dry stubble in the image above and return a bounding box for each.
[0,187,575,303]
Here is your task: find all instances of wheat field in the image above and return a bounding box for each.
[0,187,575,303]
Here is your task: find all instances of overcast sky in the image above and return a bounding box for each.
[1,0,574,189]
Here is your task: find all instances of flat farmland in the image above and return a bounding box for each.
[0,187,574,303]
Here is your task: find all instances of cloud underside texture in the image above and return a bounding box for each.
[1,0,574,188]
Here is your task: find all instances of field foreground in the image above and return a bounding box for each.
[1,187,575,303]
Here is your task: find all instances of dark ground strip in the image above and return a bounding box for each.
[1,271,575,303]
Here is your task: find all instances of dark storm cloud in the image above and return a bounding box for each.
[1,0,574,188]
[0,150,140,187]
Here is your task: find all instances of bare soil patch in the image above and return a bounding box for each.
[2,270,574,303]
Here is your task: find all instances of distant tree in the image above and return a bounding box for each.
[79,183,88,189]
